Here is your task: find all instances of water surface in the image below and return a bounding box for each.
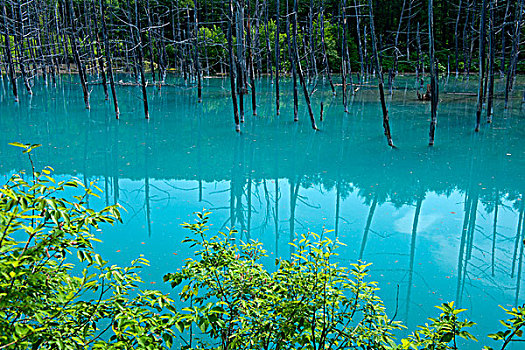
[1,74,524,347]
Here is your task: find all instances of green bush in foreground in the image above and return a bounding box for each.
[164,217,525,350]
[1,143,525,349]
[0,143,178,349]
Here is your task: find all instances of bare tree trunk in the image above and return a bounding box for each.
[247,2,257,116]
[15,0,32,95]
[462,1,471,75]
[454,0,462,75]
[66,0,90,109]
[91,0,108,100]
[145,0,156,83]
[293,0,317,130]
[100,0,119,118]
[486,0,495,123]
[416,22,423,91]
[193,0,202,102]
[504,0,523,109]
[320,0,335,94]
[264,3,272,81]
[475,0,488,132]
[428,0,439,145]
[228,0,240,132]
[406,0,413,59]
[500,0,510,76]
[275,0,280,115]
[236,0,245,122]
[367,0,394,147]
[133,0,149,118]
[341,0,348,112]
[3,3,18,102]
[286,0,298,122]
[390,0,406,91]
[308,0,317,78]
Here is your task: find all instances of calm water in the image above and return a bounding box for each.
[1,74,524,347]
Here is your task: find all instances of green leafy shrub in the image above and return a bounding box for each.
[0,143,178,349]
[164,212,480,350]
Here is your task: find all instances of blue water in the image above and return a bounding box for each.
[1,73,524,348]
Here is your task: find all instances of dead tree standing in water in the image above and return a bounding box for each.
[193,0,202,102]
[65,0,90,109]
[454,0,462,76]
[15,0,32,95]
[428,0,439,145]
[367,0,394,147]
[145,0,156,83]
[486,0,495,123]
[228,0,240,132]
[341,0,348,112]
[285,0,298,122]
[275,0,281,115]
[504,0,524,109]
[100,0,119,118]
[293,0,317,130]
[246,1,257,116]
[3,3,18,102]
[353,0,365,83]
[133,0,149,118]
[475,0,488,132]
[320,0,335,95]
[92,0,108,101]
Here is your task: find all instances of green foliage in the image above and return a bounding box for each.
[401,302,477,349]
[0,143,177,349]
[198,25,227,71]
[164,212,479,350]
[485,305,525,350]
[313,15,340,71]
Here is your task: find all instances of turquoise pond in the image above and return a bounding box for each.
[1,74,524,347]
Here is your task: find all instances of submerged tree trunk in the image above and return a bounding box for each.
[66,0,89,109]
[367,0,394,147]
[428,0,439,145]
[475,0,488,132]
[293,0,317,130]
[228,0,240,132]
[285,2,298,122]
[3,4,18,102]
[341,0,348,112]
[275,0,280,115]
[92,0,108,100]
[354,0,365,84]
[500,0,511,76]
[193,0,202,102]
[390,0,406,91]
[320,0,335,95]
[145,0,156,83]
[504,0,524,109]
[246,3,257,116]
[15,0,32,95]
[454,0,462,76]
[100,0,119,118]
[486,0,495,123]
[133,0,149,118]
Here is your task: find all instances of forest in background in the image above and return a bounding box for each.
[0,0,523,138]
[1,0,522,79]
